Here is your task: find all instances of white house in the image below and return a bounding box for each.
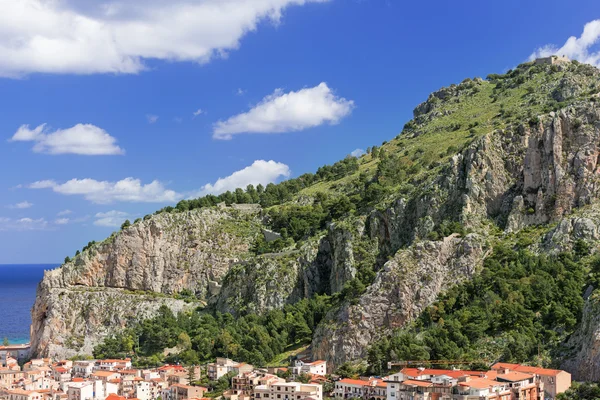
[292,360,327,376]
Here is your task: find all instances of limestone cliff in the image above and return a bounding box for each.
[311,99,600,366]
[561,292,600,381]
[31,208,261,359]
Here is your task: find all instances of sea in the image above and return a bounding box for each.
[0,264,57,345]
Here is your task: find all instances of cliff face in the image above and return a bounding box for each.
[311,101,600,366]
[561,293,600,381]
[30,61,600,373]
[31,208,261,359]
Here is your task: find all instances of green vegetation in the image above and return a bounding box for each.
[557,382,600,400]
[94,295,332,367]
[367,244,591,374]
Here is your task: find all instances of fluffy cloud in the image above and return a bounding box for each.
[94,211,131,227]
[7,201,33,209]
[213,83,354,139]
[10,124,124,155]
[57,210,72,216]
[0,217,49,231]
[146,114,159,124]
[193,109,204,118]
[193,160,291,196]
[28,178,181,204]
[350,148,365,158]
[55,218,70,225]
[0,0,327,78]
[529,20,600,66]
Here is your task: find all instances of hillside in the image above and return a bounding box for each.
[31,58,600,380]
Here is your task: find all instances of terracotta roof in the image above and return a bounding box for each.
[497,371,533,382]
[338,378,370,386]
[459,378,503,390]
[401,368,483,378]
[514,365,564,377]
[105,394,126,400]
[93,371,119,377]
[491,363,520,371]
[401,380,433,388]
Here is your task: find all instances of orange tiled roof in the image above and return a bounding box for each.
[401,380,433,388]
[459,378,503,390]
[497,371,533,382]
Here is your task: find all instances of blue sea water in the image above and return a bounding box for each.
[0,264,57,344]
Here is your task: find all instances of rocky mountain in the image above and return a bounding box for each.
[30,58,600,379]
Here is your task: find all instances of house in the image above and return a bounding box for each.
[292,361,327,377]
[254,381,322,400]
[65,380,118,400]
[207,359,252,381]
[72,362,96,378]
[0,345,31,363]
[229,372,283,399]
[334,378,386,400]
[91,372,121,383]
[95,360,131,372]
[52,368,71,384]
[168,384,207,400]
[5,389,43,400]
[455,376,511,400]
[491,363,571,400]
[0,371,26,390]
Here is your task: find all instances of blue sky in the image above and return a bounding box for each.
[0,0,599,263]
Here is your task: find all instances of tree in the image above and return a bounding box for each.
[178,332,192,350]
[2,337,9,346]
[64,256,71,264]
[121,220,131,230]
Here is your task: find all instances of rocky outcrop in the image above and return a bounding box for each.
[311,101,600,367]
[561,292,600,381]
[213,222,363,314]
[30,287,194,359]
[311,233,487,366]
[31,208,261,359]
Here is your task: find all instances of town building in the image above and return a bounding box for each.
[334,378,386,400]
[72,362,96,378]
[254,381,323,400]
[292,361,327,377]
[207,359,253,381]
[165,383,207,400]
[491,363,571,400]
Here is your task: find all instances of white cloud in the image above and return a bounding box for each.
[94,210,130,227]
[57,209,72,216]
[55,218,70,225]
[237,88,246,96]
[174,117,183,124]
[7,201,33,209]
[193,109,204,118]
[9,123,124,155]
[146,114,159,124]
[0,217,49,231]
[0,0,328,78]
[350,148,365,158]
[529,19,600,66]
[28,177,181,204]
[213,83,354,140]
[193,160,290,196]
